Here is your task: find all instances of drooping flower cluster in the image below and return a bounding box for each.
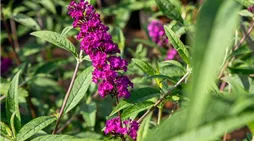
[104,117,139,140]
[148,20,169,46]
[1,57,12,73]
[68,0,133,98]
[148,20,178,60]
[248,6,254,12]
[166,48,178,60]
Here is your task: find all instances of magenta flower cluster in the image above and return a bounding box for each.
[148,20,169,46]
[68,0,133,98]
[166,48,177,60]
[248,6,254,12]
[104,117,139,140]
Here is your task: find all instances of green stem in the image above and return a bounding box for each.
[157,107,162,125]
[137,72,190,123]
[52,51,83,134]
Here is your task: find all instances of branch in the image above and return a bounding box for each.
[137,72,190,123]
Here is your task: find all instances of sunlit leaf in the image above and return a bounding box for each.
[64,66,93,114]
[31,31,78,57]
[16,116,56,141]
[155,0,183,23]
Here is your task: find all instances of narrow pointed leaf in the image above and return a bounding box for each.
[155,0,183,23]
[137,113,152,141]
[16,116,56,141]
[39,0,56,14]
[132,59,156,75]
[121,102,154,120]
[109,87,160,116]
[6,71,21,132]
[31,135,75,141]
[64,66,93,114]
[13,14,40,30]
[31,31,78,57]
[164,26,190,64]
[0,122,12,138]
[61,26,73,37]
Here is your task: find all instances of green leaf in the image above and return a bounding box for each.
[13,14,40,30]
[127,87,160,103]
[110,27,125,54]
[0,135,12,141]
[155,0,183,23]
[81,102,97,127]
[109,87,160,116]
[61,26,73,37]
[31,135,75,141]
[10,112,17,137]
[35,59,70,75]
[234,0,252,7]
[159,60,185,71]
[16,116,56,141]
[248,121,254,135]
[30,31,78,57]
[121,102,154,120]
[187,0,241,129]
[109,100,133,117]
[6,71,21,132]
[0,122,12,139]
[64,66,93,114]
[1,79,28,99]
[223,75,249,95]
[164,26,190,64]
[147,75,176,83]
[146,102,254,141]
[70,139,102,141]
[168,112,254,141]
[137,113,152,141]
[38,0,56,14]
[239,9,254,17]
[132,59,156,75]
[145,95,237,141]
